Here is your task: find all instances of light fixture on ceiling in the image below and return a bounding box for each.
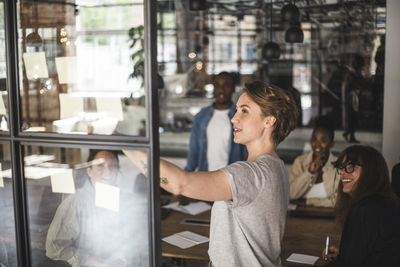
[189,0,207,11]
[285,22,304,43]
[26,31,42,45]
[262,0,280,60]
[282,2,303,43]
[281,3,300,23]
[26,1,43,49]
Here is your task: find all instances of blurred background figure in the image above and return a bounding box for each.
[289,116,339,207]
[184,71,247,172]
[323,145,400,266]
[46,150,147,267]
[342,54,366,143]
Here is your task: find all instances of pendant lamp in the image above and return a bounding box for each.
[281,3,300,23]
[26,2,43,49]
[282,2,304,43]
[262,0,280,59]
[285,22,304,43]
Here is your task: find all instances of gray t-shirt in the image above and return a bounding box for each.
[208,154,289,267]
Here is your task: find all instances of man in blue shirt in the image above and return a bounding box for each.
[184,72,248,172]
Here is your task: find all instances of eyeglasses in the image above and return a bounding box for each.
[335,164,360,175]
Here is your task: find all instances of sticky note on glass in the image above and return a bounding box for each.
[0,95,6,115]
[95,182,120,212]
[55,56,77,84]
[23,52,49,79]
[59,93,84,119]
[0,163,3,188]
[50,169,75,194]
[96,97,124,121]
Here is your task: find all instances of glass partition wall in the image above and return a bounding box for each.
[157,0,386,160]
[3,0,160,266]
[18,0,147,137]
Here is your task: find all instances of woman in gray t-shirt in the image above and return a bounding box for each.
[125,80,299,267]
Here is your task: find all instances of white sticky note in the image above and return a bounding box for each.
[55,56,77,84]
[95,182,120,212]
[50,169,75,194]
[59,93,84,119]
[23,52,49,79]
[96,97,124,121]
[0,95,6,115]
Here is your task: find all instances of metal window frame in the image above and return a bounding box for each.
[3,0,160,266]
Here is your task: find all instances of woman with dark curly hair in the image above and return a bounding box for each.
[323,145,400,267]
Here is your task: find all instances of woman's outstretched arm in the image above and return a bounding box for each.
[123,150,232,202]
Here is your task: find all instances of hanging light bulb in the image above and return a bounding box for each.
[281,3,304,43]
[26,31,42,44]
[263,0,280,60]
[281,3,300,23]
[263,42,281,59]
[285,25,304,43]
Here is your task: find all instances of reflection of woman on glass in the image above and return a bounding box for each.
[46,150,142,267]
[323,145,400,266]
[125,81,298,267]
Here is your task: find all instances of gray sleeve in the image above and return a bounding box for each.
[223,160,267,208]
[45,197,84,267]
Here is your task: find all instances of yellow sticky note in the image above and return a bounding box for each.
[0,162,4,187]
[55,56,77,84]
[0,95,6,115]
[50,169,76,194]
[96,97,124,121]
[59,93,84,119]
[23,52,49,79]
[95,182,120,212]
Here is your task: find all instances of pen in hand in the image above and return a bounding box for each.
[324,236,330,261]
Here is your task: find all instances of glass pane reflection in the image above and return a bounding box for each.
[18,0,146,136]
[0,143,17,267]
[22,146,149,267]
[0,2,9,134]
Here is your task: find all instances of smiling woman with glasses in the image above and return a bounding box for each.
[322,145,400,267]
[335,163,362,175]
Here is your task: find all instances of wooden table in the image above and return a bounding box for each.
[161,203,341,266]
[282,205,341,266]
[162,207,211,261]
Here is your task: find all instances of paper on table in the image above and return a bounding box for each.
[55,56,77,84]
[163,201,211,215]
[287,253,319,265]
[50,169,75,194]
[162,231,209,249]
[23,52,49,79]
